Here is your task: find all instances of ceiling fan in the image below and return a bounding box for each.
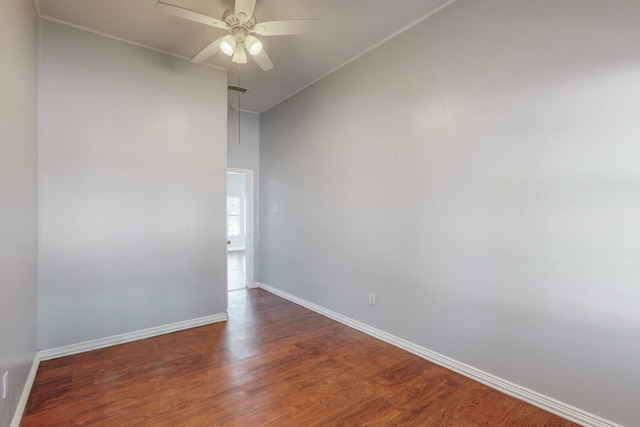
[156,0,320,71]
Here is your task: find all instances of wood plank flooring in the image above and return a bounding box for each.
[22,289,579,426]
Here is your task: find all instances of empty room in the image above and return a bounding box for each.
[1,0,638,426]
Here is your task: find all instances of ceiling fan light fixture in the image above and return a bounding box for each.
[157,0,320,70]
[220,35,236,56]
[232,44,248,64]
[245,35,262,56]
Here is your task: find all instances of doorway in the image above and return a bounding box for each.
[226,169,254,291]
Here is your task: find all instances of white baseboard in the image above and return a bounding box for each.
[11,313,228,426]
[10,353,40,427]
[257,283,621,427]
[39,313,228,361]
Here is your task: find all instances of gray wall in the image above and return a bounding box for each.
[39,21,228,349]
[228,110,260,172]
[260,0,640,425]
[228,110,260,279]
[0,0,39,424]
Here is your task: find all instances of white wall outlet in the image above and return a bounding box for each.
[2,371,7,399]
[369,293,376,306]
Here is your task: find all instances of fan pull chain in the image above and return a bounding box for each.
[237,62,241,145]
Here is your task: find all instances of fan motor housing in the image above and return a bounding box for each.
[223,9,256,29]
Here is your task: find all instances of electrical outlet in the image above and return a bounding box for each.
[369,293,376,306]
[2,371,7,400]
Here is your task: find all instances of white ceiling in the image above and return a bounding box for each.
[37,0,453,113]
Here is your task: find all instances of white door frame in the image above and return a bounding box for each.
[227,168,254,287]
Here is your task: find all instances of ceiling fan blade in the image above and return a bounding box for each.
[156,1,228,30]
[251,48,274,71]
[253,19,320,36]
[191,36,226,64]
[232,44,248,64]
[235,0,256,19]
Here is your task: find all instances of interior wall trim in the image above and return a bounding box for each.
[257,283,621,427]
[39,313,228,361]
[10,353,41,427]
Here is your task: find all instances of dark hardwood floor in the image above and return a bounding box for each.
[22,289,579,426]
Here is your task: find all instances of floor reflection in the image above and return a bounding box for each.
[227,250,246,291]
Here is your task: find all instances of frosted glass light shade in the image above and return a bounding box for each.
[220,36,236,56]
[245,35,263,56]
